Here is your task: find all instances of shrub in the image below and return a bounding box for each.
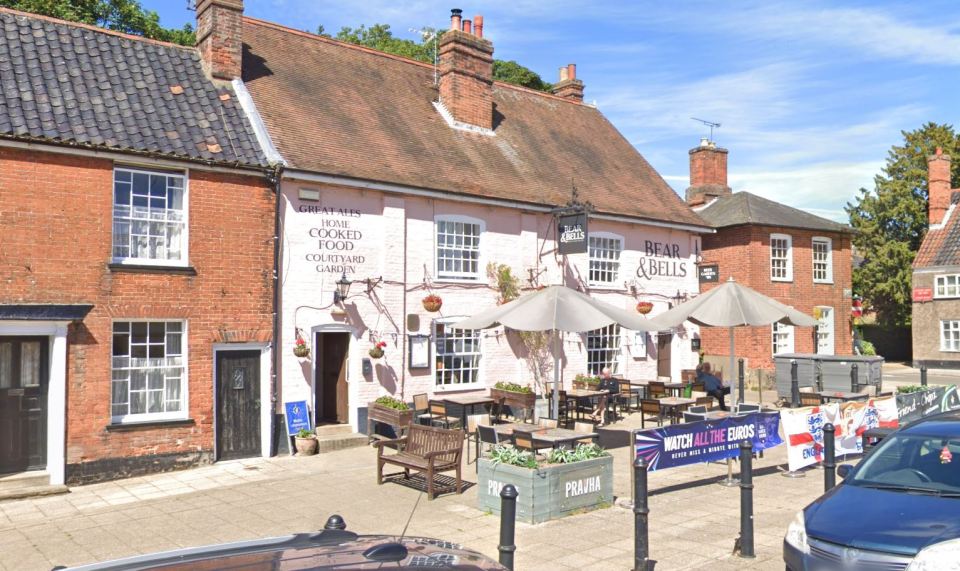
[545,444,609,465]
[494,381,533,394]
[860,340,877,356]
[374,395,409,410]
[897,385,927,394]
[489,445,538,469]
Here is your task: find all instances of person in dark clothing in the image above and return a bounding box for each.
[697,362,730,411]
[590,367,619,426]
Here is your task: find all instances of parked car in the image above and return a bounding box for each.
[59,517,506,570]
[784,410,960,570]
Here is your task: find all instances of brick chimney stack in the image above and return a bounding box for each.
[685,138,732,204]
[552,64,584,102]
[439,9,495,130]
[928,147,953,226]
[196,0,244,80]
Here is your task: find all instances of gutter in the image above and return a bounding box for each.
[268,162,284,455]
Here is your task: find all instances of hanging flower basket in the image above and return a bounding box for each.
[293,338,311,358]
[636,301,654,315]
[422,294,443,313]
[369,341,387,359]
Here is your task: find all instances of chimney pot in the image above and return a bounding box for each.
[474,15,483,37]
[551,63,584,102]
[559,66,569,82]
[450,8,463,31]
[567,63,576,80]
[462,19,472,34]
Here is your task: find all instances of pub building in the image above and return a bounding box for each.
[236,6,713,435]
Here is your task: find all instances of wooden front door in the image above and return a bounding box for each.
[0,337,49,473]
[216,350,261,461]
[656,333,672,378]
[316,332,349,424]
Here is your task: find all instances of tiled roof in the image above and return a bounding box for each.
[914,192,960,268]
[697,192,852,233]
[0,9,268,167]
[240,18,708,228]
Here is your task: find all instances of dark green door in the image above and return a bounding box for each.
[216,350,261,461]
[0,337,49,473]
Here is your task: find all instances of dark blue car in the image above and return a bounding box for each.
[784,410,960,570]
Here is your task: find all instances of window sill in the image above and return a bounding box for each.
[813,280,834,285]
[105,418,195,432]
[770,278,793,283]
[108,263,197,276]
[433,277,483,285]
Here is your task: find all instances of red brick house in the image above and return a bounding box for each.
[687,139,853,375]
[0,4,276,488]
[912,148,960,368]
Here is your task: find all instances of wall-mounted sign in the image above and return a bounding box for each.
[408,334,431,369]
[698,264,719,283]
[557,212,588,255]
[913,288,933,303]
[691,338,701,351]
[299,204,367,275]
[636,240,688,280]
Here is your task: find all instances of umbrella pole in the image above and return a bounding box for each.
[552,330,560,420]
[729,327,737,407]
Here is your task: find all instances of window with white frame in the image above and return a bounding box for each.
[935,275,960,298]
[587,324,621,375]
[812,237,833,283]
[112,167,187,264]
[434,320,481,386]
[772,322,795,355]
[111,321,186,421]
[770,233,793,281]
[588,234,623,286]
[435,217,482,280]
[941,320,960,352]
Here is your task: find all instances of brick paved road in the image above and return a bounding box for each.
[0,411,832,571]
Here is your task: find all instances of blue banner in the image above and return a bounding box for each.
[634,412,783,471]
[284,400,312,436]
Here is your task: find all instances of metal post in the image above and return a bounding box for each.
[718,457,740,487]
[921,366,928,387]
[823,423,836,492]
[629,431,637,507]
[815,359,823,392]
[851,363,859,393]
[498,484,518,570]
[790,360,800,408]
[738,441,755,558]
[738,358,745,406]
[633,457,650,571]
[324,515,346,530]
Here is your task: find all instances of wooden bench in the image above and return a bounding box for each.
[376,424,464,500]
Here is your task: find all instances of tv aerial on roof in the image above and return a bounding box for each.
[410,27,440,86]
[691,117,721,141]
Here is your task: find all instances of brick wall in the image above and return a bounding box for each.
[699,224,852,373]
[0,146,273,482]
[912,271,960,367]
[438,29,494,129]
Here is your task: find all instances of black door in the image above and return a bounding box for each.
[216,350,261,461]
[315,333,350,424]
[657,333,672,378]
[0,337,49,474]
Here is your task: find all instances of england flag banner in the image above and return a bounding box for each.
[780,403,841,472]
[872,395,899,429]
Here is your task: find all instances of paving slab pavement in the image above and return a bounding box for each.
[0,411,833,571]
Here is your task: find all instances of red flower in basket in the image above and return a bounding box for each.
[293,336,310,358]
[636,301,654,315]
[369,341,387,359]
[422,294,443,313]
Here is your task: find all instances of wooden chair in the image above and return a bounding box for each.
[556,390,573,426]
[538,418,558,429]
[425,400,461,429]
[615,380,636,413]
[695,396,714,411]
[376,424,464,500]
[574,422,597,446]
[513,431,535,452]
[799,393,822,407]
[475,424,499,472]
[688,405,707,414]
[681,369,697,383]
[647,381,667,399]
[413,393,430,425]
[489,397,506,424]
[465,413,490,464]
[640,399,665,428]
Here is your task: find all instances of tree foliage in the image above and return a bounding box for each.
[1,0,195,45]
[845,122,960,326]
[321,23,552,92]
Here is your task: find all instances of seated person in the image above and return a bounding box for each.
[697,362,730,411]
[590,367,619,426]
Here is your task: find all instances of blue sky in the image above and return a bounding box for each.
[149,0,960,222]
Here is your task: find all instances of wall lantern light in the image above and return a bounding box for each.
[334,272,352,305]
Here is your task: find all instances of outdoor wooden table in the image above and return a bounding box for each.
[664,382,686,397]
[566,388,609,420]
[817,391,870,403]
[441,394,494,428]
[629,379,650,400]
[658,396,696,423]
[494,424,599,450]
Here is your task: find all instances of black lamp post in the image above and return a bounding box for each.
[333,273,352,304]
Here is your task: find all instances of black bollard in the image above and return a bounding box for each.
[739,441,755,558]
[324,514,346,530]
[823,423,836,492]
[921,366,928,387]
[633,457,650,571]
[738,358,745,405]
[790,360,800,408]
[498,484,518,570]
[851,363,859,393]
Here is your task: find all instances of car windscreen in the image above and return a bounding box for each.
[850,434,960,494]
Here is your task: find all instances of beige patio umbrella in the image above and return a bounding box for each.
[453,285,659,418]
[650,277,818,403]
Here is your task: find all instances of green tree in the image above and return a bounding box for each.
[846,122,960,326]
[1,0,195,45]
[325,23,552,92]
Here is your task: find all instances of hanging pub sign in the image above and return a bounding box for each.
[698,264,719,283]
[557,211,588,255]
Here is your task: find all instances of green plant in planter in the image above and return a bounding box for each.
[574,373,601,386]
[494,381,533,394]
[489,444,538,469]
[374,395,409,410]
[897,385,927,394]
[545,444,608,465]
[296,428,315,438]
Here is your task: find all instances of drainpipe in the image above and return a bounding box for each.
[268,163,284,455]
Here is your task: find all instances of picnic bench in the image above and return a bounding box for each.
[375,424,464,500]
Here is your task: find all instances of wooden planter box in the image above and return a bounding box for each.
[490,388,537,411]
[477,455,614,524]
[366,402,414,442]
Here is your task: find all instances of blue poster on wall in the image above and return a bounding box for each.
[634,412,783,472]
[284,401,312,436]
